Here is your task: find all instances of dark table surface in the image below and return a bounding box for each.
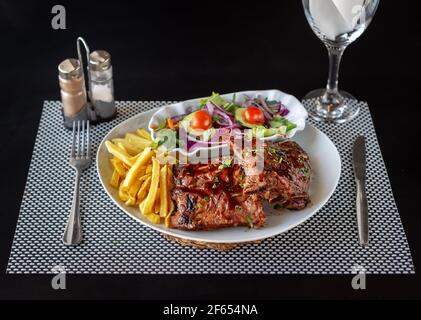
[0,0,420,300]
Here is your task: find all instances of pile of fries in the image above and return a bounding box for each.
[105,128,174,226]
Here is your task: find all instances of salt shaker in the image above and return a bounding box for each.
[89,50,116,120]
[58,58,89,128]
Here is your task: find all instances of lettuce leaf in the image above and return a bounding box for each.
[208,92,240,114]
[269,115,297,132]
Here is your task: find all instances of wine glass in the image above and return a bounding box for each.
[302,0,380,123]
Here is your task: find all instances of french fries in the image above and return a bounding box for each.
[105,141,134,166]
[146,164,153,174]
[165,166,175,227]
[136,128,152,141]
[112,138,148,155]
[154,189,161,214]
[110,169,120,188]
[141,156,160,215]
[126,178,142,206]
[120,147,152,190]
[137,176,151,203]
[105,128,175,226]
[159,165,168,218]
[111,158,127,177]
[118,183,129,202]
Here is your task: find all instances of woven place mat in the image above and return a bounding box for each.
[6,100,415,274]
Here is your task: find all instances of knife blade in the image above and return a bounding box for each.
[353,136,368,246]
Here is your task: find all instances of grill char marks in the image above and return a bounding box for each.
[239,140,311,210]
[169,140,311,231]
[169,160,266,230]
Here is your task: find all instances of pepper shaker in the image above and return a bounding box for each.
[58,58,89,128]
[89,50,116,120]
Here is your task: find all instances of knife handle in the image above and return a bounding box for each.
[356,179,369,246]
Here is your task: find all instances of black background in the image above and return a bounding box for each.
[0,0,420,300]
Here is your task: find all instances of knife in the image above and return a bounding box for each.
[353,136,369,246]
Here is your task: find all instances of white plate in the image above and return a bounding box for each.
[148,89,308,157]
[97,108,341,243]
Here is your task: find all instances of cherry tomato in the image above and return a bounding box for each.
[191,110,212,131]
[244,106,265,125]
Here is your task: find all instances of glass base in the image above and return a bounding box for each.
[302,89,359,123]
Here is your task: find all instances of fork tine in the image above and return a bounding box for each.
[81,120,85,158]
[86,120,90,158]
[71,121,76,159]
[76,120,81,158]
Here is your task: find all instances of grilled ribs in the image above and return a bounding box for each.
[169,140,311,231]
[169,160,266,230]
[238,140,311,210]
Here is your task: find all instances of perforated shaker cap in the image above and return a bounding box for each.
[58,58,83,80]
[89,50,111,72]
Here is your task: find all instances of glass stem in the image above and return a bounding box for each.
[325,45,344,94]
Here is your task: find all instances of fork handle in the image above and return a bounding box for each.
[63,170,83,245]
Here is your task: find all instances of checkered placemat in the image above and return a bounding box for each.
[6,100,415,274]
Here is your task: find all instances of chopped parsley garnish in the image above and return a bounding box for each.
[298,155,307,164]
[238,174,245,189]
[301,167,311,178]
[268,146,284,157]
[218,158,233,170]
[203,196,209,202]
[243,214,254,228]
[268,146,285,163]
[212,177,220,189]
[268,147,278,156]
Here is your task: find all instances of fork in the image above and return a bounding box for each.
[63,120,91,245]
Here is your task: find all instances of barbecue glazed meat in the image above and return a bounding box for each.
[238,140,311,210]
[169,159,266,230]
[168,140,311,230]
